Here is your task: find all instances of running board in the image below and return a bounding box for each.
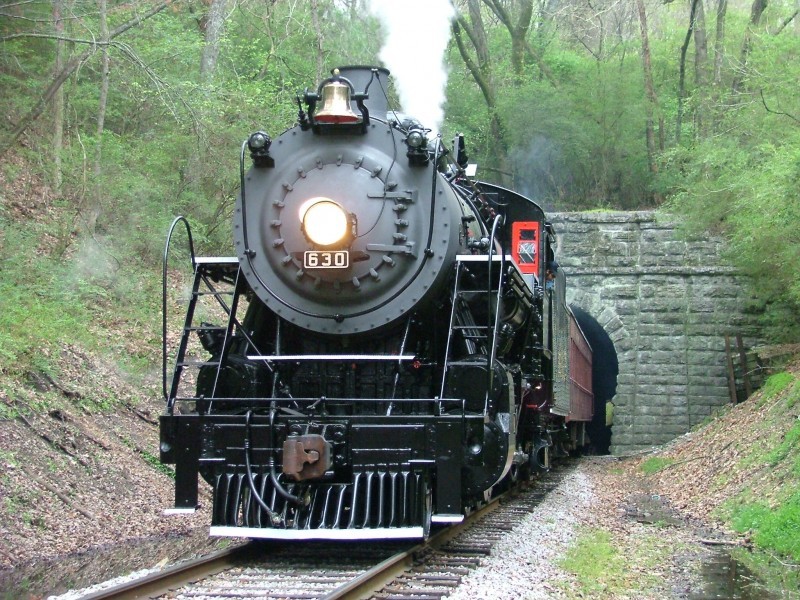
[163,508,197,515]
[432,514,464,524]
[210,526,425,540]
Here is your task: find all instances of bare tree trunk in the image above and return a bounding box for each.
[52,0,65,189]
[676,0,698,144]
[712,0,727,88]
[710,0,727,129]
[483,0,533,78]
[0,2,172,158]
[731,0,768,94]
[774,9,798,34]
[483,0,557,86]
[693,0,709,137]
[635,0,661,175]
[200,0,228,79]
[310,0,325,82]
[85,0,110,235]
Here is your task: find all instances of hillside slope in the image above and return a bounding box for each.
[624,358,800,592]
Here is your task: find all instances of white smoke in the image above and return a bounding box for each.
[367,0,455,133]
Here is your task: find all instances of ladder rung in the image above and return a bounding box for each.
[193,291,234,296]
[452,325,490,330]
[446,360,491,367]
[185,326,227,331]
[177,361,221,367]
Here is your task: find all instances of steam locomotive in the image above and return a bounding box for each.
[159,66,593,539]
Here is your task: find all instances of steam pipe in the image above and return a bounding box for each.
[268,407,305,506]
[244,410,283,526]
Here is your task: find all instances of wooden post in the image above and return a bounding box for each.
[725,335,738,403]
[736,335,753,398]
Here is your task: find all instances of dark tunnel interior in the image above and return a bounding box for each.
[571,306,618,454]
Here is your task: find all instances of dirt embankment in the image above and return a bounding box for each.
[0,346,213,572]
[637,358,800,527]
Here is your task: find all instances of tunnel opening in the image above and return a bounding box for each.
[571,306,618,454]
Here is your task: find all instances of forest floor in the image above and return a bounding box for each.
[1,349,798,598]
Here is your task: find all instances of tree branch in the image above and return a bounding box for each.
[0,1,175,158]
[760,89,800,124]
[774,9,798,35]
[0,32,108,44]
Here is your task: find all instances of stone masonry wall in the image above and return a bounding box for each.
[551,212,760,454]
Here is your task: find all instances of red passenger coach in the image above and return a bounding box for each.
[568,313,594,423]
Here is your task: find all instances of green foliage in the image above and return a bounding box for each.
[730,490,800,561]
[0,220,93,369]
[729,546,800,597]
[761,372,796,401]
[763,420,800,467]
[640,457,675,475]
[559,528,671,597]
[0,209,164,377]
[660,5,800,343]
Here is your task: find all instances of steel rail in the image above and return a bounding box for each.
[79,543,251,600]
[79,482,528,600]
[324,488,511,600]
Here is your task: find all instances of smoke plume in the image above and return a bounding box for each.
[367,0,454,133]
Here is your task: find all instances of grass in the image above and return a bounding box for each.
[755,372,796,408]
[558,528,672,598]
[0,216,163,393]
[729,489,800,561]
[730,546,800,595]
[559,528,624,595]
[763,420,800,468]
[761,372,796,398]
[118,435,175,479]
[640,456,675,475]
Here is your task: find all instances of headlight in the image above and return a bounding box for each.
[300,198,350,247]
[248,131,269,150]
[406,129,426,148]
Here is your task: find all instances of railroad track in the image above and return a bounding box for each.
[81,467,568,600]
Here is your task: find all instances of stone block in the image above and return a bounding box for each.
[638,324,682,337]
[637,369,686,385]
[637,384,688,396]
[688,375,728,388]
[616,374,637,387]
[687,337,726,352]
[603,285,640,299]
[638,350,686,365]
[638,312,686,325]
[639,336,684,352]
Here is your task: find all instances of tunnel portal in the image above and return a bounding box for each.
[553,211,760,453]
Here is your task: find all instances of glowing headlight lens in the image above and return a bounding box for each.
[301,199,349,246]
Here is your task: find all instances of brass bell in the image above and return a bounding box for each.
[314,79,361,124]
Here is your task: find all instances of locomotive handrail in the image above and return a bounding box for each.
[167,396,467,406]
[162,216,196,404]
[247,354,417,361]
[486,213,506,414]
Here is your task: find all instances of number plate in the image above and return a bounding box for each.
[304,251,349,269]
